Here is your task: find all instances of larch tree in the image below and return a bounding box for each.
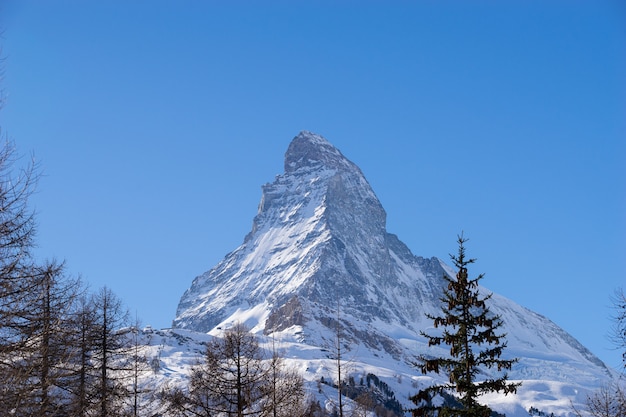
[124,316,152,417]
[332,302,346,417]
[610,288,626,372]
[21,261,81,417]
[160,323,265,417]
[0,143,86,417]
[573,288,626,417]
[573,382,626,417]
[161,323,307,417]
[321,298,352,417]
[64,294,99,417]
[90,286,131,417]
[0,47,49,415]
[196,323,268,417]
[261,338,307,417]
[410,235,520,417]
[0,142,40,416]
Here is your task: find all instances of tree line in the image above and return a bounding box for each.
[0,142,143,416]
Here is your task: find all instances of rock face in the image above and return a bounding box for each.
[173,131,612,389]
[174,132,445,352]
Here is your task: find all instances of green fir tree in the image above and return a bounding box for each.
[410,234,520,417]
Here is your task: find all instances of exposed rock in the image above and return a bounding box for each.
[173,131,613,386]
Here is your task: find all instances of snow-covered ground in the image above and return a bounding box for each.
[134,321,617,417]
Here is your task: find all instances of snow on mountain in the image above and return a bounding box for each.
[170,131,616,416]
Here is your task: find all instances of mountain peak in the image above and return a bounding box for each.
[284,131,350,173]
[173,132,613,416]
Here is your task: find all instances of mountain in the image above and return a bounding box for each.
[172,131,614,416]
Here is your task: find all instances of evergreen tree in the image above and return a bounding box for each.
[410,235,520,417]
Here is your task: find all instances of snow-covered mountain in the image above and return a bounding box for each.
[171,131,615,416]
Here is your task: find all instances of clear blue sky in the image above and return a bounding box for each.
[1,1,624,369]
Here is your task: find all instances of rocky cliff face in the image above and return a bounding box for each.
[173,131,612,388]
[173,132,445,353]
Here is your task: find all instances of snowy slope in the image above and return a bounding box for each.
[137,322,608,417]
[171,131,616,417]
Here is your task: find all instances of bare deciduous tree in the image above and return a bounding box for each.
[261,339,307,417]
[90,286,131,417]
[0,142,40,416]
[162,323,307,417]
[123,317,153,417]
[573,382,626,417]
[572,288,626,417]
[64,294,99,417]
[610,288,626,372]
[27,262,81,416]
